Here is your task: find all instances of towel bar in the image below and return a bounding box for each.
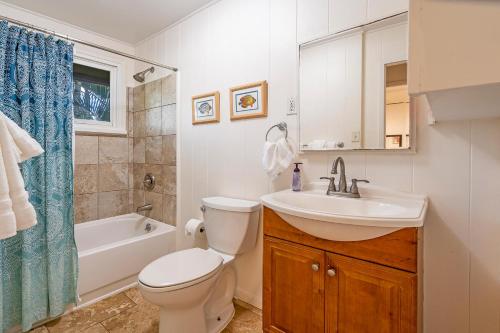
[265,122,288,141]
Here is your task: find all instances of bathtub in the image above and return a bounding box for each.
[75,213,176,306]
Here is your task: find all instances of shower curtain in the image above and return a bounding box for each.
[0,21,78,332]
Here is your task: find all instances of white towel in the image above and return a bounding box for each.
[262,137,295,179]
[0,148,16,239]
[0,112,44,239]
[2,113,44,162]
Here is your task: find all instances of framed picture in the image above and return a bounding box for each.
[192,91,220,125]
[230,81,268,120]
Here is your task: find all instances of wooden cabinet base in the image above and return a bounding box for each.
[326,253,417,333]
[263,207,420,333]
[264,237,325,332]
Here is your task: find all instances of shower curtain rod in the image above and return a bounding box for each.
[0,15,178,72]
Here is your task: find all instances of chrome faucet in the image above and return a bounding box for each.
[332,157,347,193]
[136,204,153,213]
[321,156,370,198]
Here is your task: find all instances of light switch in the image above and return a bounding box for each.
[352,131,360,142]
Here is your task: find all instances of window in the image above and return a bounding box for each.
[73,63,111,122]
[73,53,126,135]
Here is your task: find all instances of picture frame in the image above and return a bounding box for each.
[230,81,268,120]
[192,91,220,125]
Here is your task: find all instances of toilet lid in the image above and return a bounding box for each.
[139,248,223,289]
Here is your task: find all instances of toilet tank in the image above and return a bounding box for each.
[201,197,261,255]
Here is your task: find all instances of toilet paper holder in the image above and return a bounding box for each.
[199,206,206,232]
[185,218,206,237]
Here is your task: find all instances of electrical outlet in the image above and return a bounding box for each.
[352,131,360,142]
[287,98,297,115]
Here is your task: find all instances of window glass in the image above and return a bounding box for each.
[73,63,111,122]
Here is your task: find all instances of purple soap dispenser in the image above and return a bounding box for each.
[292,163,303,192]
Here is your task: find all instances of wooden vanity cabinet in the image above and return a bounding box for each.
[263,207,419,333]
[325,253,417,333]
[264,237,325,332]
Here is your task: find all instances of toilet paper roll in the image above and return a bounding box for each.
[185,218,205,238]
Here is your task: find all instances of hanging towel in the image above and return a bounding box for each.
[0,112,44,239]
[1,113,44,162]
[0,148,16,239]
[262,137,295,179]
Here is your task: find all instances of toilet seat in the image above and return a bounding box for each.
[139,248,223,292]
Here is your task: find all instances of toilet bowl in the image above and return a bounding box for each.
[138,197,260,333]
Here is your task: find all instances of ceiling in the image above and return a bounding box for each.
[2,0,214,44]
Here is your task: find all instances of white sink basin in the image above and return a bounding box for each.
[261,182,428,241]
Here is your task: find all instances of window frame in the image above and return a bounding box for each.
[73,51,126,135]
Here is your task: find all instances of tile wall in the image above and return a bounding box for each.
[74,134,132,223]
[74,73,176,225]
[131,74,177,225]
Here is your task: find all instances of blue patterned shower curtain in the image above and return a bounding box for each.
[0,21,78,332]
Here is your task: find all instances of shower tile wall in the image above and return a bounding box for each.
[74,134,132,223]
[73,73,176,225]
[131,74,177,226]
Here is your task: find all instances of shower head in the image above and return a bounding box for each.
[133,66,155,83]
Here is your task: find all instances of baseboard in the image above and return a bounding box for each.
[233,297,262,316]
[235,287,262,310]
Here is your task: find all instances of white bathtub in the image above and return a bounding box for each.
[75,213,176,306]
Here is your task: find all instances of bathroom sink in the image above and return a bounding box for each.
[261,182,428,241]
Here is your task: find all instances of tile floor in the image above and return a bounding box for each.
[30,288,262,333]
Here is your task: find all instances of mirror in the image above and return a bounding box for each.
[299,19,412,151]
[384,62,410,149]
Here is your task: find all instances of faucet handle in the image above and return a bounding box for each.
[320,176,336,194]
[350,179,370,195]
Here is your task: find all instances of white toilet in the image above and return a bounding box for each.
[138,197,261,333]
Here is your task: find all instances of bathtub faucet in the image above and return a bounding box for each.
[137,204,153,213]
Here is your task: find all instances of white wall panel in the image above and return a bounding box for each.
[470,118,500,333]
[413,97,471,333]
[329,0,367,33]
[367,0,408,23]
[297,0,329,43]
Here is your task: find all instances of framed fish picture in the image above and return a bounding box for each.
[192,91,220,125]
[230,81,268,120]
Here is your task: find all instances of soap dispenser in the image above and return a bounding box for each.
[292,163,303,192]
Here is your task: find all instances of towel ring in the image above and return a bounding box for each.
[265,122,288,141]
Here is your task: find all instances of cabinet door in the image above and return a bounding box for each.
[325,253,417,333]
[264,237,325,333]
[297,0,329,43]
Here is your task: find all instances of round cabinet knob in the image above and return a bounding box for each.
[327,268,336,277]
[311,263,320,272]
